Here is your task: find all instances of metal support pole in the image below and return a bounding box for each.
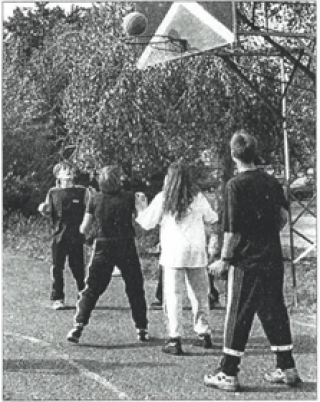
[281,58,298,307]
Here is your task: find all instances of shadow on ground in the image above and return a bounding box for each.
[243,381,316,393]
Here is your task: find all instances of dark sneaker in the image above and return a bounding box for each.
[67,324,84,344]
[264,368,302,386]
[150,300,163,310]
[193,333,213,349]
[204,371,240,392]
[137,329,149,342]
[162,338,183,355]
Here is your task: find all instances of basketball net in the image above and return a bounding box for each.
[122,35,188,54]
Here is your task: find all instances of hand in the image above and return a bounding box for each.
[87,186,97,194]
[135,192,148,212]
[85,234,94,246]
[208,259,230,280]
[207,252,219,266]
[38,202,50,216]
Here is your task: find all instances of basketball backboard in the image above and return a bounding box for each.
[132,2,236,69]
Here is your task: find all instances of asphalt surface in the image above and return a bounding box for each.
[3,250,317,400]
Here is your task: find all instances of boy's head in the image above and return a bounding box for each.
[99,165,122,193]
[53,161,75,188]
[230,130,258,164]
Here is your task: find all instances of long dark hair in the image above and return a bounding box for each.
[162,161,200,221]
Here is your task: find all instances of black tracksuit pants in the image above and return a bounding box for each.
[75,237,148,330]
[51,238,85,301]
[220,265,295,375]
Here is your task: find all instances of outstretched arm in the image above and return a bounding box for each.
[134,192,148,217]
[136,192,163,231]
[38,191,52,217]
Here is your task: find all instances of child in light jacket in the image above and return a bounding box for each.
[136,160,218,355]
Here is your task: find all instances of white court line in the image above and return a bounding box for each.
[4,332,130,400]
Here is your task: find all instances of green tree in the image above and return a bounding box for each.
[3,2,316,215]
[61,2,315,181]
[3,2,87,213]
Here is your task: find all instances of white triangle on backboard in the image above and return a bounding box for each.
[137,2,235,70]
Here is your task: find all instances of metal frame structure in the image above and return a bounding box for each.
[215,2,316,306]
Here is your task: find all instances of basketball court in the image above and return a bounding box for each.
[3,249,317,400]
[3,2,316,399]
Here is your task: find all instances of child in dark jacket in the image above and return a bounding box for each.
[67,165,149,343]
[38,161,88,310]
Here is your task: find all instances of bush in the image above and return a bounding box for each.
[3,170,45,216]
[3,213,52,261]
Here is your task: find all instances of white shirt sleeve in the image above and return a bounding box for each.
[198,193,218,224]
[135,192,164,230]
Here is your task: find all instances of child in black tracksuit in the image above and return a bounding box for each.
[67,165,148,343]
[38,161,88,310]
[204,131,301,391]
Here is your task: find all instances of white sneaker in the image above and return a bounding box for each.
[52,300,65,310]
[264,368,302,386]
[137,329,149,342]
[204,371,240,392]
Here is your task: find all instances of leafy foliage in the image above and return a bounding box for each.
[3,2,87,212]
[3,2,316,215]
[3,168,43,215]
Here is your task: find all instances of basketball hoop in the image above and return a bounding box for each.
[122,35,188,54]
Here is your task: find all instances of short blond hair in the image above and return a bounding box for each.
[53,161,75,179]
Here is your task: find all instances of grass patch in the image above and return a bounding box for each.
[3,213,52,261]
[284,255,317,313]
[3,213,316,312]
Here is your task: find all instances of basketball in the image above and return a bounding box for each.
[123,12,148,36]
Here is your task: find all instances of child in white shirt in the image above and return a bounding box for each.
[136,161,218,355]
